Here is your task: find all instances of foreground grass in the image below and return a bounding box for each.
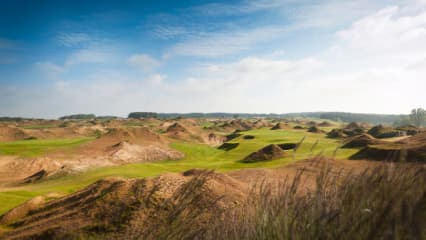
[0,137,95,158]
[137,163,425,240]
[0,128,357,215]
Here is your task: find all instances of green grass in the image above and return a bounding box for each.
[0,128,358,215]
[0,137,95,158]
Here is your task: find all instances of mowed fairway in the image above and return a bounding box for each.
[0,128,358,214]
[0,137,95,158]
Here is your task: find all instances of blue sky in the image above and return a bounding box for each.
[1,0,426,118]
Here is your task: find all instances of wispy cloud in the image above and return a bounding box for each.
[165,26,287,58]
[151,25,188,40]
[65,48,114,66]
[191,0,289,16]
[127,54,161,72]
[57,33,92,47]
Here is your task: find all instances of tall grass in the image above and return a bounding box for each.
[141,161,425,240]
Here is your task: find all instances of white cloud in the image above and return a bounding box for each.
[65,48,113,66]
[127,54,161,72]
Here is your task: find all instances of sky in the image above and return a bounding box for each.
[0,0,426,118]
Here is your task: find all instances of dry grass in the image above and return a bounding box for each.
[134,161,425,240]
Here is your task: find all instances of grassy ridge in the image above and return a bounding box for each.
[0,137,95,157]
[0,128,357,215]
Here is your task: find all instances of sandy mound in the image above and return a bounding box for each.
[205,133,226,146]
[220,120,253,131]
[81,127,164,154]
[271,122,288,130]
[253,119,271,128]
[164,122,199,142]
[345,122,362,129]
[318,121,332,127]
[327,128,347,138]
[350,133,426,162]
[0,172,246,239]
[242,144,286,163]
[341,134,383,148]
[0,126,31,141]
[109,141,184,163]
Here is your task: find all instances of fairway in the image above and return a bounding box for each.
[0,128,358,215]
[0,137,95,158]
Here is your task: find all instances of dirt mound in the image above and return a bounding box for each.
[327,128,347,138]
[307,126,322,133]
[271,122,288,130]
[318,121,332,127]
[220,119,253,131]
[82,127,163,153]
[367,125,402,139]
[0,126,31,141]
[165,122,200,142]
[218,143,239,151]
[341,134,382,148]
[205,133,225,146]
[242,144,286,163]
[350,133,426,162]
[109,141,184,163]
[166,122,187,133]
[293,125,305,130]
[253,119,271,128]
[0,172,246,239]
[345,122,362,129]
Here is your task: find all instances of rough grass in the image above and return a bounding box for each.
[140,163,426,240]
[0,128,356,215]
[0,137,95,158]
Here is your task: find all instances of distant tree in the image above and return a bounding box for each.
[393,116,411,127]
[128,112,158,119]
[59,114,96,120]
[409,108,426,127]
